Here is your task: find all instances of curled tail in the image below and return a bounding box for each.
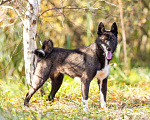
[34,39,53,58]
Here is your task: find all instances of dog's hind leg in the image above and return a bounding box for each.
[24,61,51,107]
[24,75,49,107]
[24,73,50,107]
[47,73,64,101]
[97,77,107,109]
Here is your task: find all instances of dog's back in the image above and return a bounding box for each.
[40,43,98,79]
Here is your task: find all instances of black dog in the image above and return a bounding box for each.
[24,22,118,112]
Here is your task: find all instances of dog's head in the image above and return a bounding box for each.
[96,22,118,60]
[34,39,53,58]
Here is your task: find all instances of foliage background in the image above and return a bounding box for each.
[0,0,150,78]
[0,0,150,119]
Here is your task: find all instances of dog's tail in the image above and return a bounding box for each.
[34,39,53,58]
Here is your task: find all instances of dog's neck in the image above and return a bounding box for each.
[96,42,110,70]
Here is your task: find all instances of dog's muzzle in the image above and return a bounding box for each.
[106,47,112,60]
[97,40,113,60]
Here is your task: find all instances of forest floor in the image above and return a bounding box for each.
[0,67,150,119]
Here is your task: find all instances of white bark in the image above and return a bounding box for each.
[23,0,41,84]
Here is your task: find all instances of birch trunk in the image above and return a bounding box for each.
[23,0,41,84]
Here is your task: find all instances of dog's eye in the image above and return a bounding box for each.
[102,39,106,42]
[109,36,112,40]
[109,36,114,41]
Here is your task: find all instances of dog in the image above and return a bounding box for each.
[24,22,118,112]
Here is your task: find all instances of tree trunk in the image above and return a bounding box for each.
[118,0,129,69]
[23,0,41,84]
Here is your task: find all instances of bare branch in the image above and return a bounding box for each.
[118,0,129,69]
[0,38,22,72]
[0,0,11,5]
[0,19,17,28]
[39,6,106,18]
[99,0,119,7]
[0,5,24,24]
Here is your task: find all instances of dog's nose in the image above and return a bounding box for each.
[107,47,111,51]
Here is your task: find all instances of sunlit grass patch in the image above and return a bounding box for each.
[0,67,150,119]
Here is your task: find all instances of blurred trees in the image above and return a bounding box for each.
[0,0,150,80]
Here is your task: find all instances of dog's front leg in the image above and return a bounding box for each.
[81,78,91,112]
[98,77,108,109]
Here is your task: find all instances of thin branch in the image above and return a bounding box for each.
[0,0,11,5]
[0,19,17,28]
[16,0,31,15]
[0,5,24,24]
[0,38,22,72]
[38,6,106,18]
[118,0,129,69]
[99,0,119,7]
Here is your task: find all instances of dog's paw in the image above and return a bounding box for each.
[83,107,88,113]
[83,116,90,120]
[46,97,54,102]
[101,107,107,110]
[23,105,30,110]
[100,106,108,113]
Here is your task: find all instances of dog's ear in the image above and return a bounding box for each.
[97,22,105,36]
[42,39,53,53]
[34,49,45,58]
[111,22,118,37]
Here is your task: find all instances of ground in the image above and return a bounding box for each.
[0,67,150,119]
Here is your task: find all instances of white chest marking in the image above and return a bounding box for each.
[94,60,109,80]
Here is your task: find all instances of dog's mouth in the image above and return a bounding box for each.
[101,44,113,60]
[106,51,112,60]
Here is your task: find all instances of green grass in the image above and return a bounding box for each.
[0,66,150,119]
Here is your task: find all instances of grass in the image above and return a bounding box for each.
[0,66,150,119]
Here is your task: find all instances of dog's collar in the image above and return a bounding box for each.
[40,51,52,60]
[43,52,51,59]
